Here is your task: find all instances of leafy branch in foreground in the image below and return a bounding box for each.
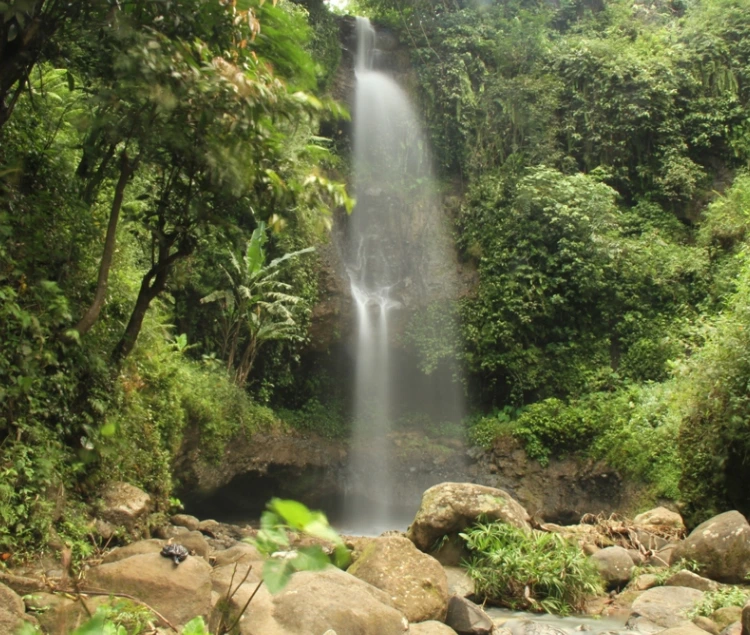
[249,497,352,594]
[462,521,603,615]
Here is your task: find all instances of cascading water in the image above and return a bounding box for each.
[341,17,465,534]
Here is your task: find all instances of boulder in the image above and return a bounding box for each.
[635,529,671,551]
[85,552,212,626]
[0,571,43,596]
[625,615,665,634]
[210,563,264,629]
[98,481,151,531]
[693,616,721,635]
[658,625,716,635]
[444,596,493,635]
[630,586,705,629]
[627,548,645,565]
[408,483,530,554]
[102,539,164,564]
[240,568,408,635]
[634,507,686,531]
[153,524,189,540]
[743,600,750,635]
[348,535,449,622]
[410,622,459,635]
[444,566,475,598]
[671,511,750,583]
[34,595,126,634]
[0,582,25,634]
[646,544,677,568]
[631,573,660,591]
[722,623,742,635]
[713,608,744,632]
[171,514,201,531]
[175,531,210,560]
[665,570,719,592]
[590,546,634,589]
[212,542,264,569]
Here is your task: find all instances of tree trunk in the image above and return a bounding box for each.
[112,244,192,362]
[0,6,51,132]
[74,152,135,337]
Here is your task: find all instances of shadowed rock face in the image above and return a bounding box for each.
[468,435,642,523]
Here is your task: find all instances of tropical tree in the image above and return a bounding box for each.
[202,222,314,386]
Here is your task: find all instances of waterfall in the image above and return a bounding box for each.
[342,17,464,534]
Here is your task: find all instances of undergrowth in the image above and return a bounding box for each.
[461,521,603,615]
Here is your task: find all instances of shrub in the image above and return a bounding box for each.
[462,521,603,615]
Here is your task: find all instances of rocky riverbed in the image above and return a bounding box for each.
[2,481,750,635]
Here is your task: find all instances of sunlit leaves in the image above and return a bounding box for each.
[249,498,351,593]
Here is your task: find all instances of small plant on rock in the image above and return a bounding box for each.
[688,586,750,618]
[461,521,603,615]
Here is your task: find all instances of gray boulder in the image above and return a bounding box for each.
[171,514,201,531]
[85,552,213,627]
[630,586,705,629]
[713,608,743,632]
[408,483,530,555]
[0,582,26,634]
[347,534,449,623]
[657,625,714,635]
[98,481,151,531]
[240,568,409,635]
[693,616,721,635]
[410,622,459,635]
[444,566,475,598]
[671,511,750,583]
[102,539,164,564]
[590,546,634,589]
[665,569,719,592]
[634,507,686,531]
[445,596,493,635]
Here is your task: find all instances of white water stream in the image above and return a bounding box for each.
[341,17,465,534]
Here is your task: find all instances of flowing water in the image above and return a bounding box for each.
[340,17,465,534]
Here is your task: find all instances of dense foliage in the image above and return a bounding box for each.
[0,0,349,557]
[5,0,750,562]
[356,0,750,522]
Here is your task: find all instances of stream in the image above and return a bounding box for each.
[490,609,628,635]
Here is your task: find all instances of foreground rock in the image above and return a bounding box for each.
[671,511,750,583]
[85,553,212,627]
[0,582,26,633]
[665,569,719,592]
[347,535,449,622]
[742,600,750,635]
[630,586,705,629]
[410,622,459,635]
[408,483,530,556]
[444,596,493,635]
[241,567,408,635]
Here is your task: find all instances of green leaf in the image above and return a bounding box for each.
[71,614,107,635]
[292,546,330,571]
[263,558,294,594]
[181,616,210,635]
[269,498,314,529]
